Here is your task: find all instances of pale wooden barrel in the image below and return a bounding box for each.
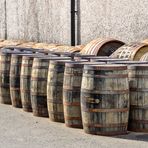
[81,65,129,136]
[110,43,148,60]
[80,38,124,56]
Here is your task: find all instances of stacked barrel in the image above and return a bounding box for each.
[0,38,148,137]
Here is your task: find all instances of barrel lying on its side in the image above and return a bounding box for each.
[81,65,129,136]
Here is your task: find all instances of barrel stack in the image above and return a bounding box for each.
[0,38,148,137]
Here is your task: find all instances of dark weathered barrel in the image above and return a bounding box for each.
[47,60,72,122]
[20,54,41,112]
[10,53,32,108]
[31,57,71,117]
[128,64,148,132]
[63,62,105,128]
[81,65,129,136]
[0,52,12,104]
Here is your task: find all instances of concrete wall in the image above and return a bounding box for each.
[80,0,148,44]
[3,0,70,44]
[0,0,6,38]
[0,0,148,45]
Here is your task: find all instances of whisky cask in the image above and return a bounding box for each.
[81,65,129,136]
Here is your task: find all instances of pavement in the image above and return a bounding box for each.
[0,104,147,148]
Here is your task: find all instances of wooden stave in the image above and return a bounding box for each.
[81,65,129,136]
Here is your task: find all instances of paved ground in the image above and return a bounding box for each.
[0,104,147,148]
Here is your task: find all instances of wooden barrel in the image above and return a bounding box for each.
[10,53,32,108]
[31,57,71,117]
[20,54,43,112]
[110,43,148,60]
[47,59,72,122]
[63,61,105,128]
[80,38,124,56]
[128,64,148,132]
[81,65,129,136]
[0,52,14,104]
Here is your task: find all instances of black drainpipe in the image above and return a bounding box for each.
[71,0,76,46]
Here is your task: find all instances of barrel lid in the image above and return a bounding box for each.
[84,64,127,70]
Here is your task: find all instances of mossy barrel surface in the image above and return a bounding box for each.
[81,65,129,136]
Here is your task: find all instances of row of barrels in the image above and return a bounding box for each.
[1,38,148,59]
[0,47,148,136]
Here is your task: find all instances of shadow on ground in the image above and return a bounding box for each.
[116,132,148,142]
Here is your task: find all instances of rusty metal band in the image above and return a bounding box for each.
[130,105,148,109]
[64,73,82,77]
[129,66,148,70]
[0,84,9,87]
[81,89,129,94]
[83,122,128,128]
[21,64,33,67]
[31,77,47,81]
[20,89,30,93]
[10,88,20,91]
[48,82,63,86]
[49,111,64,115]
[129,75,148,78]
[0,70,10,74]
[10,64,22,66]
[63,86,81,91]
[31,92,47,96]
[83,74,128,78]
[129,119,148,124]
[85,130,128,136]
[32,66,48,69]
[0,61,11,64]
[82,107,129,113]
[64,102,80,106]
[130,88,148,92]
[47,99,63,104]
[84,66,127,71]
[65,124,83,128]
[10,75,20,77]
[64,116,82,120]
